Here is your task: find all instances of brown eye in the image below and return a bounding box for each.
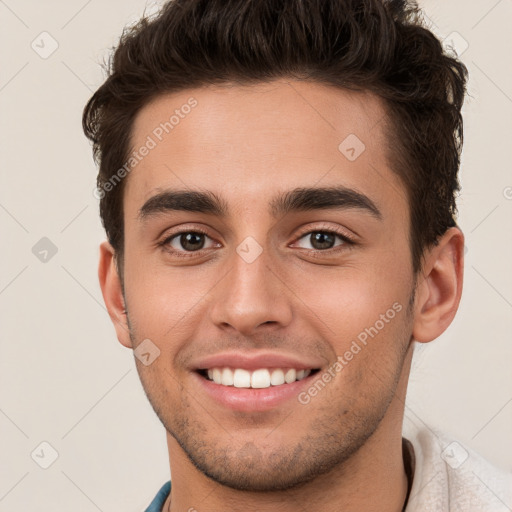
[296,231,346,251]
[179,232,205,251]
[165,231,215,252]
[309,232,336,250]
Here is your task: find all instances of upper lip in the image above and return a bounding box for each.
[192,351,324,371]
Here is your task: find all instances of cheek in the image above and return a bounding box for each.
[289,257,411,345]
[123,247,216,337]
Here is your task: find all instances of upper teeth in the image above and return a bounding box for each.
[206,368,312,388]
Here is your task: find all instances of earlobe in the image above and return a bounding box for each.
[412,227,464,343]
[98,240,132,349]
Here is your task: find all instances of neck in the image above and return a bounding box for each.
[164,346,414,512]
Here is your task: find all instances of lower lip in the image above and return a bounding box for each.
[193,371,317,412]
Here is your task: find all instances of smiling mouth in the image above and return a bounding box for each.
[197,367,321,389]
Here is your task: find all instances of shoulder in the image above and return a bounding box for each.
[144,480,171,512]
[403,423,512,512]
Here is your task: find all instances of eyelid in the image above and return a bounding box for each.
[158,222,218,243]
[158,222,357,257]
[292,223,357,244]
[158,226,219,258]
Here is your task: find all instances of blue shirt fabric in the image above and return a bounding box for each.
[144,481,171,512]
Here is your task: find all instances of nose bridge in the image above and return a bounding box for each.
[209,240,293,335]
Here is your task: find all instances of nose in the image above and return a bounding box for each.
[208,247,293,336]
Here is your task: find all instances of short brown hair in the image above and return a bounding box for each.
[83,0,467,274]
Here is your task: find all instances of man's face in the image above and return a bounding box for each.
[120,80,416,490]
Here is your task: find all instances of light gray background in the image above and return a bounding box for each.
[1,0,511,510]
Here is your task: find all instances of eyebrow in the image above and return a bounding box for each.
[270,186,382,220]
[138,186,382,221]
[139,189,227,219]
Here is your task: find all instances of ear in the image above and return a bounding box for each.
[412,227,464,343]
[98,240,132,349]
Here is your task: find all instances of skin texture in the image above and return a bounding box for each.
[98,79,464,512]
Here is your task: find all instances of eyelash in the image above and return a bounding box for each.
[158,225,355,259]
[158,227,214,259]
[293,225,355,256]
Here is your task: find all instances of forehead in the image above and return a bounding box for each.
[125,79,405,218]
